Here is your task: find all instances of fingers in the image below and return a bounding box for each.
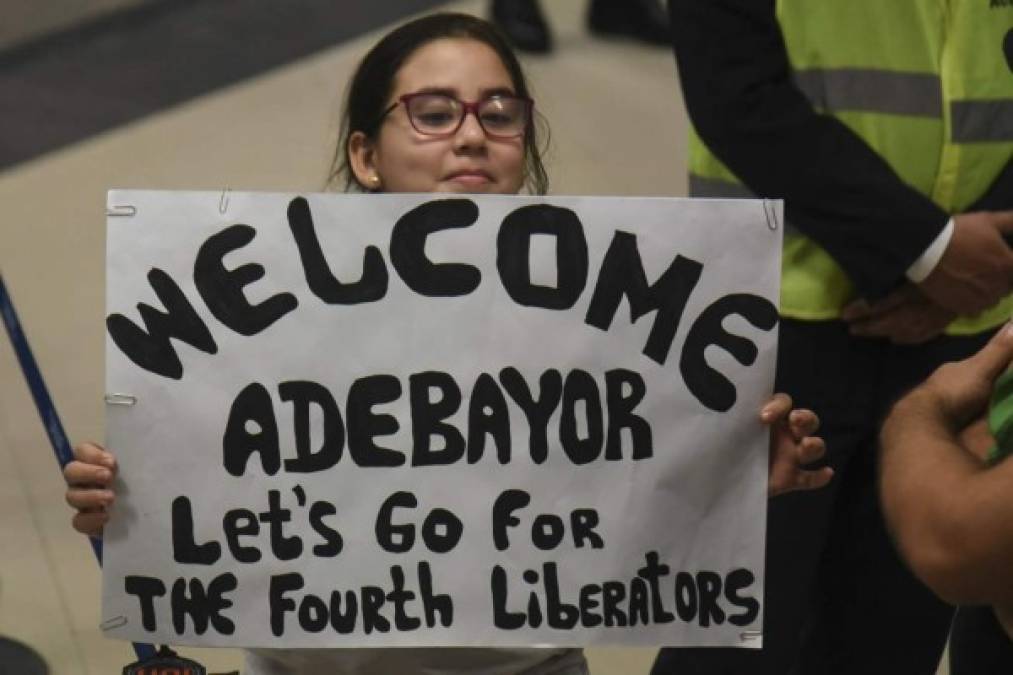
[64,460,115,488]
[918,213,1013,313]
[72,511,109,537]
[889,324,941,345]
[840,299,872,321]
[847,303,953,345]
[760,393,792,424]
[788,465,835,494]
[763,399,819,443]
[67,483,113,538]
[66,486,114,511]
[65,443,116,487]
[72,442,117,471]
[767,447,833,497]
[850,316,941,344]
[797,436,826,464]
[66,442,117,539]
[989,210,1013,236]
[769,438,832,496]
[767,400,832,497]
[842,287,914,321]
[848,314,900,339]
[788,409,820,439]
[968,322,1013,381]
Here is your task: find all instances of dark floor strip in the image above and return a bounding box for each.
[0,0,451,171]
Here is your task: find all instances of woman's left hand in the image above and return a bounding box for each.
[762,393,833,497]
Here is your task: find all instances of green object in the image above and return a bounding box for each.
[987,369,1013,465]
[687,0,1013,333]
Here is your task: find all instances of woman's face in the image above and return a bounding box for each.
[349,38,526,195]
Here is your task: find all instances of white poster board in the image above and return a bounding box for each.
[102,190,782,648]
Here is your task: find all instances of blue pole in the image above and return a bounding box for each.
[0,273,156,661]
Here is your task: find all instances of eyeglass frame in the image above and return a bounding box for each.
[378,92,534,139]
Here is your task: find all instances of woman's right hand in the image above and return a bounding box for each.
[64,442,117,537]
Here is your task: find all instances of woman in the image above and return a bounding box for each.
[66,13,831,675]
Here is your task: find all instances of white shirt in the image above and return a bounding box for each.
[905,218,954,283]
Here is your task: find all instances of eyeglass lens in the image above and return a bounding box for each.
[406,94,527,137]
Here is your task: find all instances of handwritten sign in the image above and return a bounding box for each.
[102,191,782,648]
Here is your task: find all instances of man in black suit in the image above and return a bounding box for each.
[653,3,1013,675]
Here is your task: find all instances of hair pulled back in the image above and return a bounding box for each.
[330,12,549,194]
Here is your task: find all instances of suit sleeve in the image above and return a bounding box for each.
[669,0,950,299]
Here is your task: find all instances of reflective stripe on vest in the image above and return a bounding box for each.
[791,70,1013,142]
[951,100,1013,142]
[687,0,1013,333]
[792,68,942,118]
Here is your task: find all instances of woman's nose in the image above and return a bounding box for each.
[453,111,488,149]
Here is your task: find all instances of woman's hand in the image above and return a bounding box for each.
[64,442,117,537]
[762,393,833,497]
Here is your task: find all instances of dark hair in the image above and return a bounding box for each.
[329,12,549,194]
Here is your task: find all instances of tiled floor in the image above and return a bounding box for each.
[0,1,947,674]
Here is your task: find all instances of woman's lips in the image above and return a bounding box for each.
[446,171,492,185]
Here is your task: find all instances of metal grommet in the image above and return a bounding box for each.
[107,205,137,217]
[100,616,128,631]
[105,393,138,406]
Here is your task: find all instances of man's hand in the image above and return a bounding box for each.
[842,284,954,344]
[959,417,996,462]
[879,323,1013,606]
[918,211,1013,315]
[918,322,1013,430]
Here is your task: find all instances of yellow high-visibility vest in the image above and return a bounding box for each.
[689,0,1013,333]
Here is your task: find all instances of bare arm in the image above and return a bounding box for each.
[880,325,1013,607]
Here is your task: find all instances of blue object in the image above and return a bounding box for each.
[0,273,156,661]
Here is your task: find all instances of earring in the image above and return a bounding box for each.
[370,175,381,186]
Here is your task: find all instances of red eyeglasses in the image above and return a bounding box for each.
[380,92,533,139]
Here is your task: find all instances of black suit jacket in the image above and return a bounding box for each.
[668,0,1011,300]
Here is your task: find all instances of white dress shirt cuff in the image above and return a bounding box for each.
[906,218,954,283]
